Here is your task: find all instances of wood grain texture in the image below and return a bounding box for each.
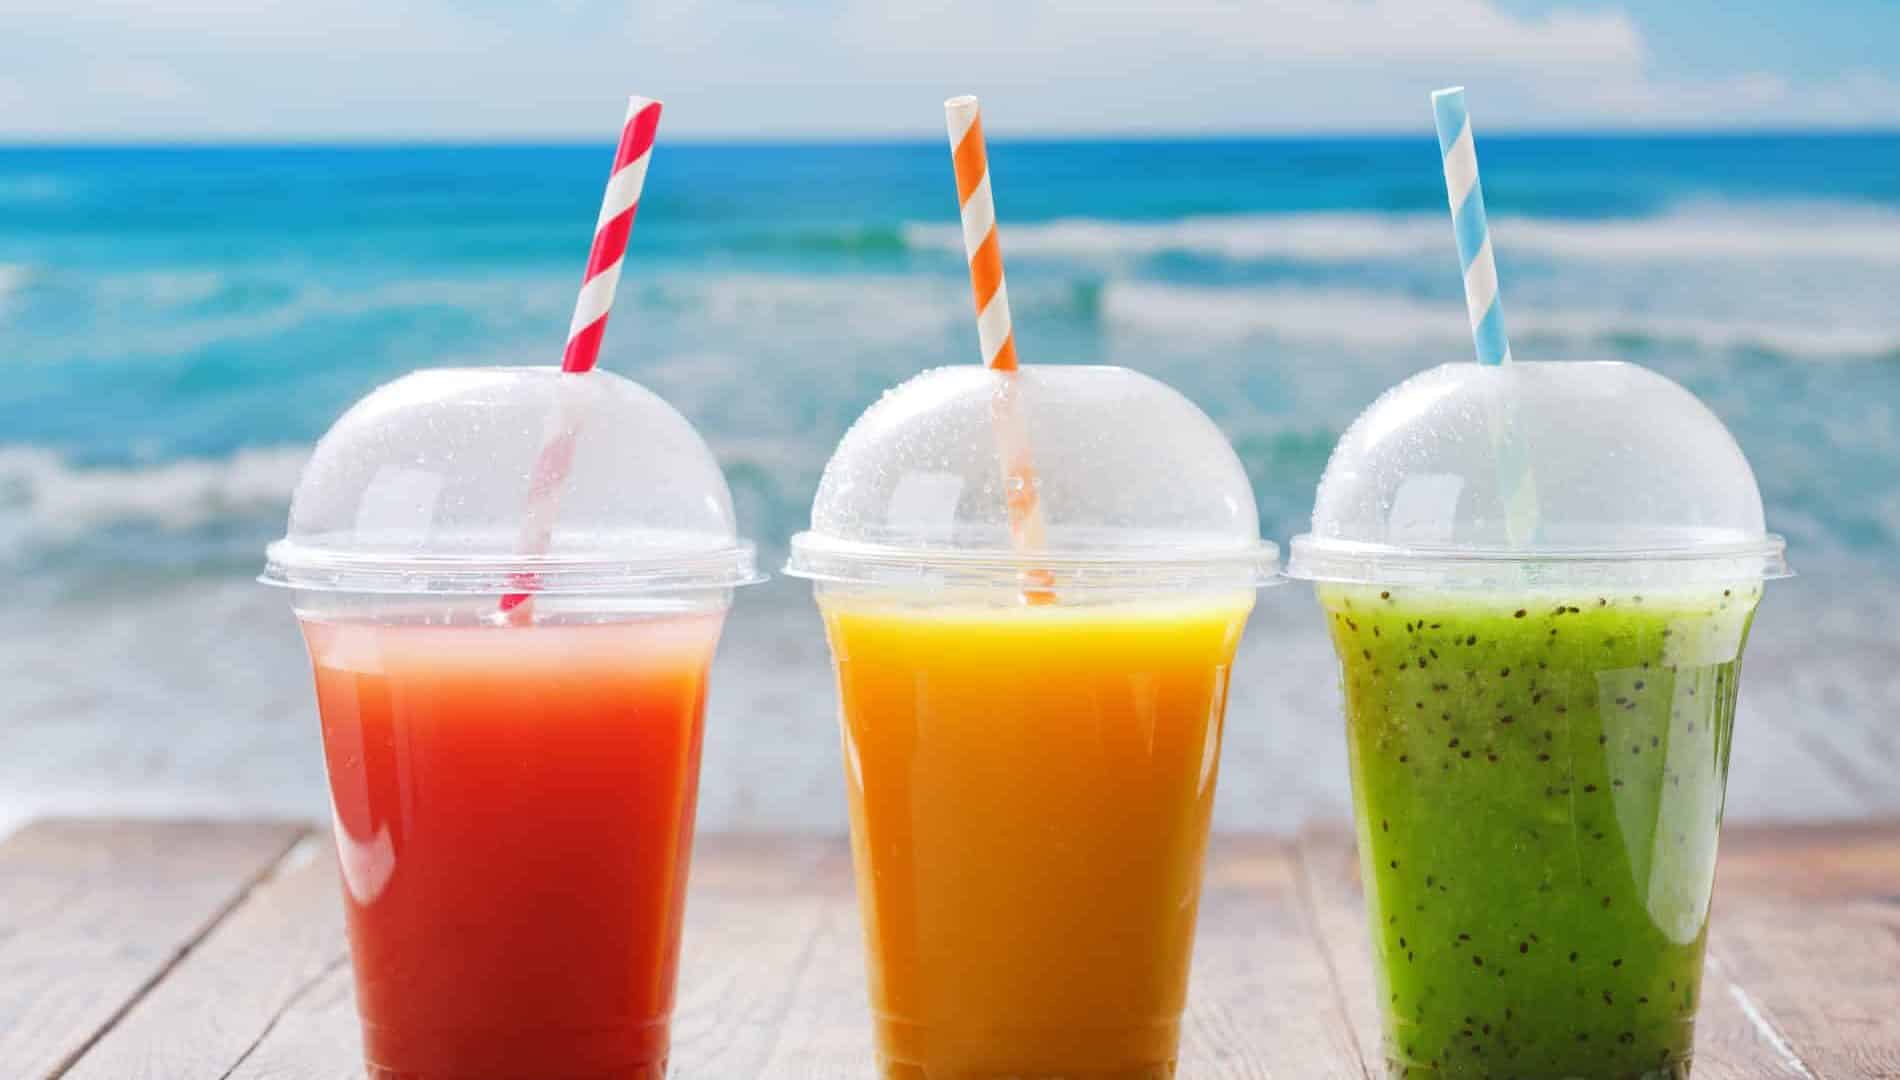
[740,835,1373,1078]
[1180,835,1366,1078]
[221,963,362,1080]
[8,819,1896,1079]
[1705,823,1900,1079]
[1693,954,1817,1079]
[61,833,348,1080]
[1295,826,1382,1072]
[671,838,850,1078]
[745,866,877,1079]
[0,819,304,1080]
[199,835,856,1080]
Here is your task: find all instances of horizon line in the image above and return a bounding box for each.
[4,125,1899,149]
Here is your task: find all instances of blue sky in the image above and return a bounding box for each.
[1501,0,1899,80]
[3,0,1897,139]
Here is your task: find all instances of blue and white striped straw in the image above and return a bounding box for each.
[1432,87,1512,367]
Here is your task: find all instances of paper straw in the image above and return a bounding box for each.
[564,96,663,374]
[945,96,1019,372]
[1432,87,1537,545]
[944,95,1053,600]
[500,96,663,618]
[1432,87,1512,367]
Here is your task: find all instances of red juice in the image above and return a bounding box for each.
[302,612,723,1079]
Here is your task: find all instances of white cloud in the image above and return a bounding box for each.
[829,0,1645,70]
[0,1,1893,138]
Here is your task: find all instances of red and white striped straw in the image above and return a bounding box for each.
[500,95,663,618]
[563,95,663,374]
[945,95,1052,601]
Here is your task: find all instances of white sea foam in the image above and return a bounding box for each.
[905,204,1900,265]
[904,213,1445,262]
[94,269,227,307]
[40,271,573,364]
[1105,281,1463,346]
[641,272,962,345]
[0,445,308,539]
[50,270,959,366]
[1102,281,1900,359]
[0,262,31,299]
[1502,208,1900,263]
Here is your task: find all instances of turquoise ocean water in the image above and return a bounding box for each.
[2,136,1897,829]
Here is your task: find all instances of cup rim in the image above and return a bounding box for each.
[783,532,1282,590]
[1285,532,1790,588]
[261,538,766,595]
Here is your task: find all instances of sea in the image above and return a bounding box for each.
[2,135,1897,834]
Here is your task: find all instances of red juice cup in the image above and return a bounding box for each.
[264,367,760,1079]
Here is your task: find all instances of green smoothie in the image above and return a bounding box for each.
[1320,584,1760,1079]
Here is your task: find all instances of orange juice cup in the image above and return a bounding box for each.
[265,367,759,1079]
[788,365,1278,1079]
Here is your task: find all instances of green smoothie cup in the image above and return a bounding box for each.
[1287,360,1789,1079]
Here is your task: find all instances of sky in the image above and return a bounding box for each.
[3,0,1898,140]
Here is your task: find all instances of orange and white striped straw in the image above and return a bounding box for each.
[500,95,662,619]
[945,95,1052,599]
[945,95,1018,372]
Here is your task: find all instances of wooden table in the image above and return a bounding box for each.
[2,820,1894,1079]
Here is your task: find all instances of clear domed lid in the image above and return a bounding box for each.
[1287,361,1789,588]
[785,365,1277,591]
[262,367,760,594]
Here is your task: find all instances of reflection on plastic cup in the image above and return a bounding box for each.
[1289,360,1787,1079]
[265,367,759,1079]
[788,364,1278,1078]
[1322,584,1755,1077]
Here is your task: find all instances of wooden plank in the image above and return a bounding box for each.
[20,819,1892,1078]
[1183,835,1367,1078]
[1722,820,1900,897]
[670,837,848,1077]
[1694,955,1816,1080]
[0,819,304,1080]
[221,964,361,1080]
[63,830,348,1080]
[747,837,1368,1078]
[1293,825,1826,1080]
[223,836,853,1080]
[1705,822,1900,1079]
[1294,828,1383,1071]
[747,853,875,1078]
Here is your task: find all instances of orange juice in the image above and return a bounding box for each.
[302,613,722,1080]
[819,594,1252,1079]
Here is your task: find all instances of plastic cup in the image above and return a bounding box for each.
[786,365,1278,1079]
[1287,361,1789,1079]
[263,367,760,1080]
